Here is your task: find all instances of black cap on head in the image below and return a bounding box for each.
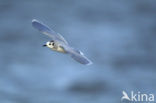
[50,40,54,42]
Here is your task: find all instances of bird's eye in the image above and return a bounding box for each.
[52,42,54,46]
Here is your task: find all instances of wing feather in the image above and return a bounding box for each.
[64,47,92,65]
[32,19,68,44]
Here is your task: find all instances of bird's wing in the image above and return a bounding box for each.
[32,19,68,45]
[64,46,92,65]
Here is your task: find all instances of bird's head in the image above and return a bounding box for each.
[43,40,55,49]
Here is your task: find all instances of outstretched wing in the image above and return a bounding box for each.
[64,46,92,65]
[32,19,68,44]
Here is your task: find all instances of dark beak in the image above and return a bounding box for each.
[42,44,47,47]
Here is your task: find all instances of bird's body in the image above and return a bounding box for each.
[32,19,92,65]
[48,41,67,53]
[52,45,66,53]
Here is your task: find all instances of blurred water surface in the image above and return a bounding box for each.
[0,0,156,103]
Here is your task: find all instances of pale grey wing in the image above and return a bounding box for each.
[32,19,68,44]
[64,46,92,65]
[57,33,68,45]
[71,50,92,65]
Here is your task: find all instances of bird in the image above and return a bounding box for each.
[32,19,92,65]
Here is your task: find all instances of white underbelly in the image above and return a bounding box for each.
[51,46,66,53]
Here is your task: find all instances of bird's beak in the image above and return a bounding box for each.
[42,44,47,47]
